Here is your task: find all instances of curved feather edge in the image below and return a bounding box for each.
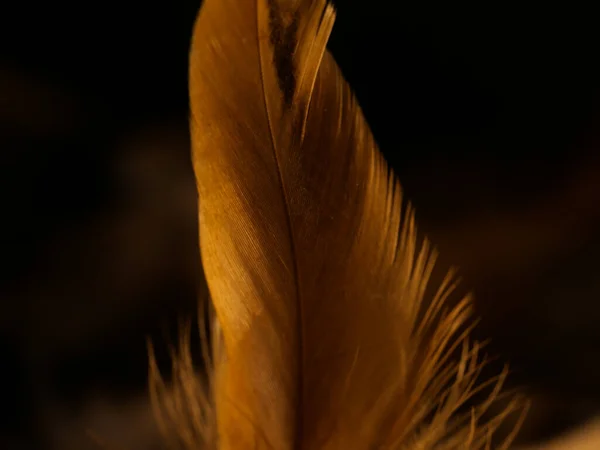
[149,0,529,448]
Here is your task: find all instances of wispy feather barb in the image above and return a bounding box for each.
[149,0,528,448]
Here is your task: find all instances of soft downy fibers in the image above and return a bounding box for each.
[149,0,528,448]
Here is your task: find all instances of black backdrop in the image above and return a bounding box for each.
[2,1,600,448]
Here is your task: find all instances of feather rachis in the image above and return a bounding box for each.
[151,0,529,448]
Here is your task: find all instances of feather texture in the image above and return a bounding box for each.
[150,0,528,448]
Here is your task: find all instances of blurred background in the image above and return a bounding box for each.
[1,1,599,448]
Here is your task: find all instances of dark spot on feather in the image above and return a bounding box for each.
[267,0,298,105]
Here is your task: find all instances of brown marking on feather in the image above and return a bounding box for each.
[267,0,298,105]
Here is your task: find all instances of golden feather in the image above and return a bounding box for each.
[149,0,528,448]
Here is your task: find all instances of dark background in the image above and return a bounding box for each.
[1,1,599,448]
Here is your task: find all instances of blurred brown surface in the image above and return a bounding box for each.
[1,0,600,448]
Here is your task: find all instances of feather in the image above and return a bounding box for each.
[150,0,528,448]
